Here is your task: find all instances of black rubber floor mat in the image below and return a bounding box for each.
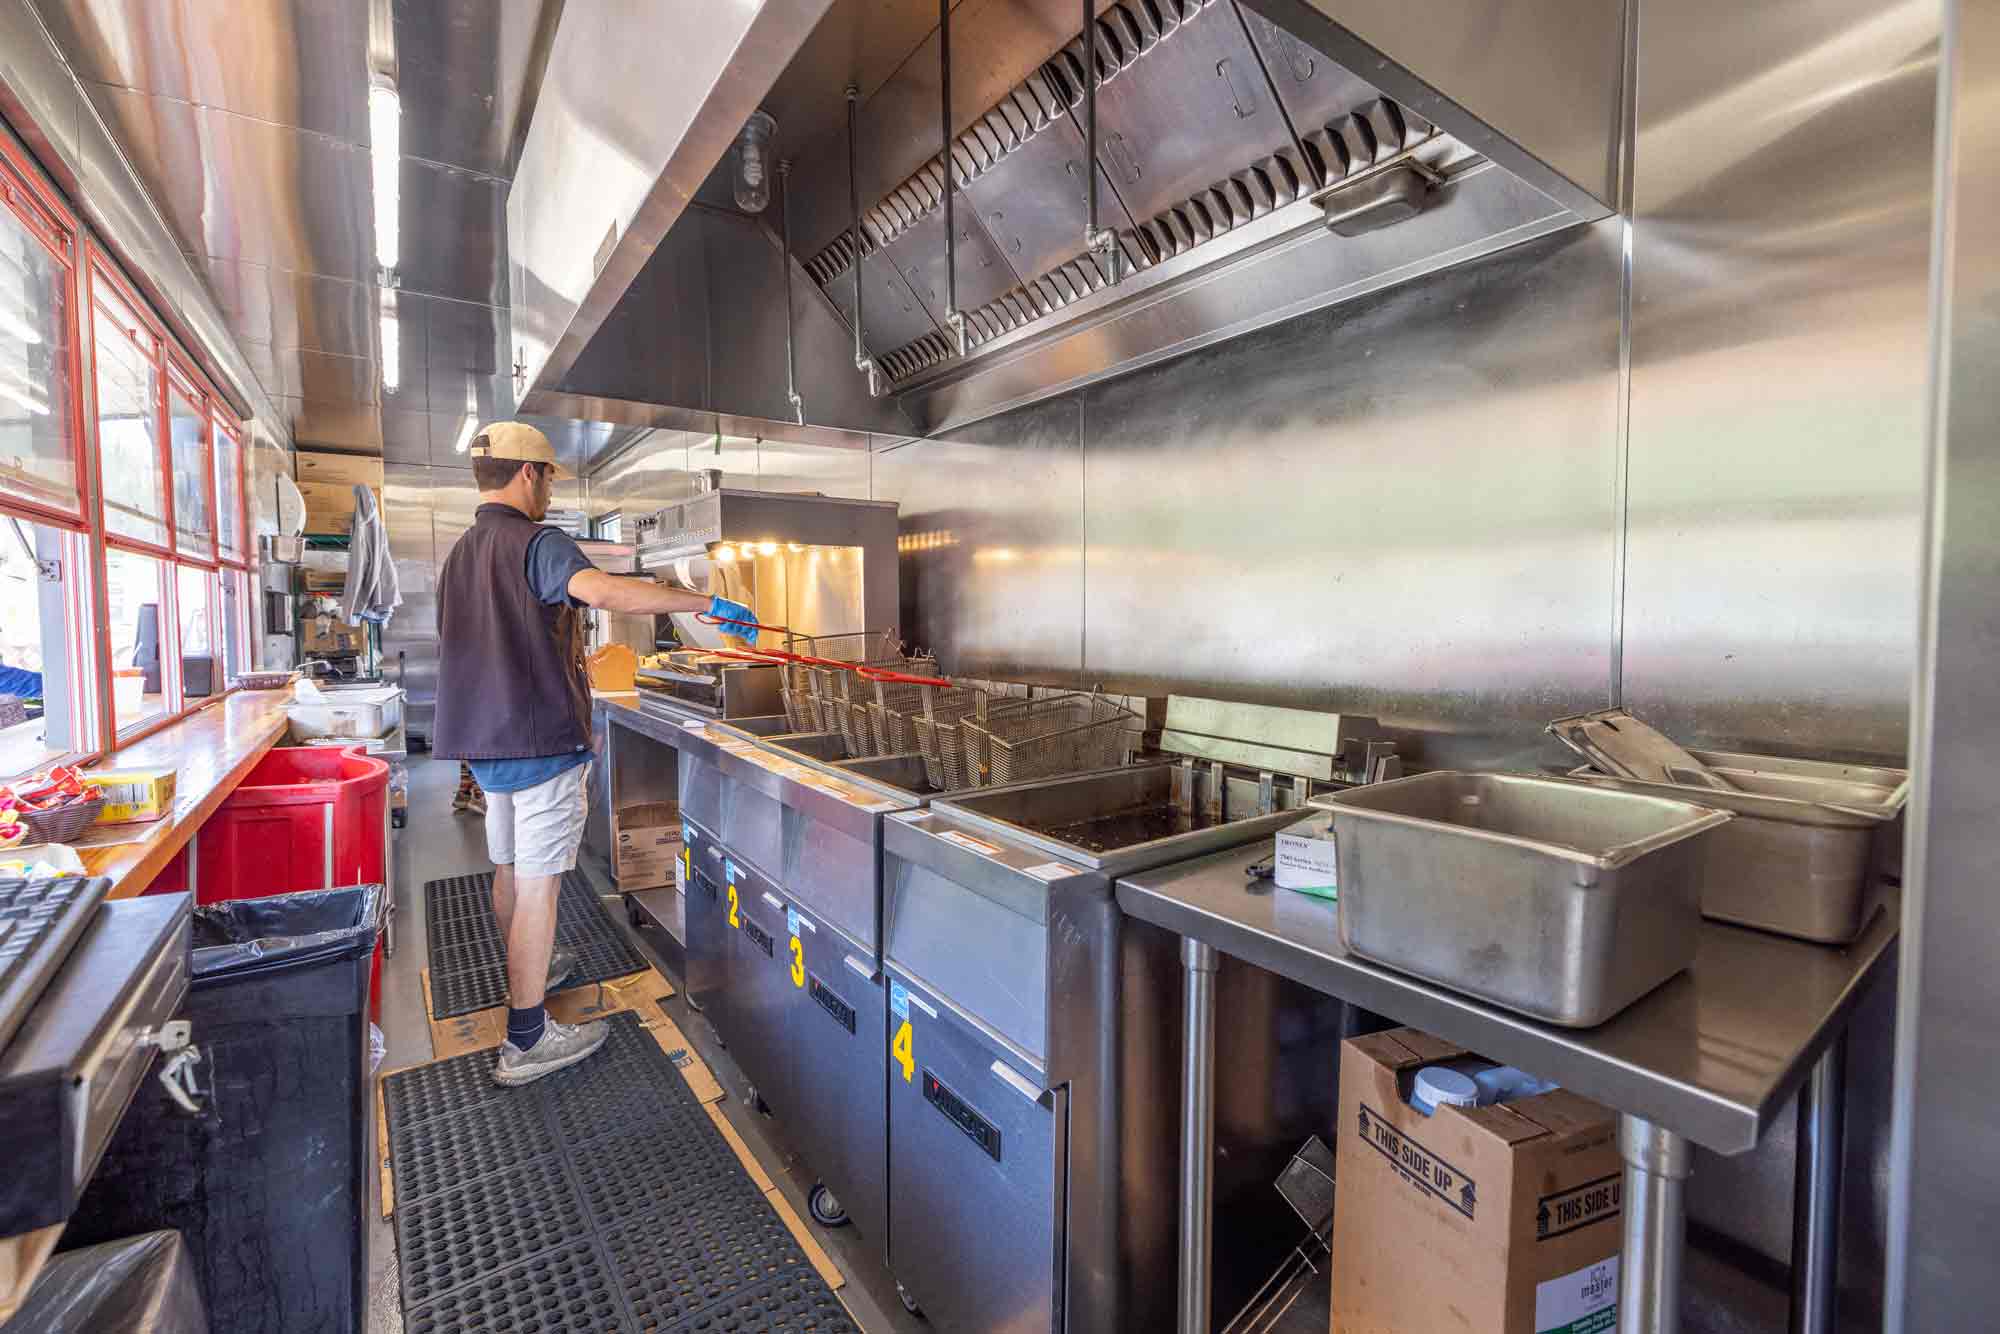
[385,1011,859,1334]
[422,870,650,1018]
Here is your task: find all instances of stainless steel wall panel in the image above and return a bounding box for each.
[757,439,870,499]
[870,396,1083,676]
[380,409,430,465]
[1080,221,1621,770]
[1890,0,2000,1325]
[1621,0,1936,763]
[382,462,439,733]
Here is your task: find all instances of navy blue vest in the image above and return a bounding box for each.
[432,503,590,759]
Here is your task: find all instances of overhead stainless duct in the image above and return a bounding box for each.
[518,0,1621,438]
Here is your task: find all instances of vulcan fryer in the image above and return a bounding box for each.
[881,701,1396,1334]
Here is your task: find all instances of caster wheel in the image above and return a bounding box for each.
[897,1282,924,1317]
[807,1183,850,1228]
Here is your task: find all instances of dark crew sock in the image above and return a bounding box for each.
[507,1005,547,1051]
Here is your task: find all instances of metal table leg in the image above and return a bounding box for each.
[1790,1034,1848,1334]
[1619,1114,1692,1334]
[1179,938,1219,1334]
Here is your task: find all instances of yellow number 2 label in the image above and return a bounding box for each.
[789,936,805,988]
[892,1019,915,1083]
[727,883,740,929]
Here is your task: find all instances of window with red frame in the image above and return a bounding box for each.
[168,368,214,561]
[104,545,169,734]
[0,162,84,522]
[176,563,215,699]
[215,417,246,562]
[92,277,171,551]
[0,146,97,776]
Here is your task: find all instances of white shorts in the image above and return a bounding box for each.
[484,761,591,878]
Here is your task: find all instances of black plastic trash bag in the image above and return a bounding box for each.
[3,1231,206,1333]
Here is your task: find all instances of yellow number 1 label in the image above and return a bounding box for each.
[892,1019,915,1083]
[727,883,740,929]
[789,936,805,988]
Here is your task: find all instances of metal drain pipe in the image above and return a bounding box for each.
[1082,0,1121,283]
[779,159,804,424]
[847,85,882,397]
[940,0,967,355]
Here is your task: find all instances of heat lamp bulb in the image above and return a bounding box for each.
[734,111,777,214]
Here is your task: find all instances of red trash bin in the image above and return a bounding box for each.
[171,744,391,1014]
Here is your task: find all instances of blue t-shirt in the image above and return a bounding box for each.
[468,526,598,793]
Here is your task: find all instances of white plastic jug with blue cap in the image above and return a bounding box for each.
[1409,1058,1558,1115]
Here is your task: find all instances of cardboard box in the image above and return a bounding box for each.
[85,766,178,823]
[299,480,381,534]
[302,617,369,654]
[296,451,386,489]
[614,801,680,888]
[1330,1028,1622,1334]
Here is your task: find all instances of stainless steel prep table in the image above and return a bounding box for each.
[1115,827,1897,1334]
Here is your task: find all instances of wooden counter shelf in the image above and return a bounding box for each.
[83,687,298,898]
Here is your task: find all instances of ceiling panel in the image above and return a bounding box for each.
[396,158,507,303]
[283,348,378,406]
[39,0,370,141]
[423,296,504,374]
[34,0,587,457]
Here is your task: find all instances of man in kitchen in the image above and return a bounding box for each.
[433,421,756,1086]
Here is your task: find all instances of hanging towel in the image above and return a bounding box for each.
[342,483,402,625]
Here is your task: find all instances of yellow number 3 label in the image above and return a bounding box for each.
[789,936,805,988]
[727,883,740,929]
[892,1019,915,1083]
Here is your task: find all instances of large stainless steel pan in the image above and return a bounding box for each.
[1565,749,1907,942]
[1313,771,1731,1026]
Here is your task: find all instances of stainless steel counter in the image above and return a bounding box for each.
[1116,820,1898,1334]
[1115,840,1896,1155]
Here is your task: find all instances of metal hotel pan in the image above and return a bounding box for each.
[1312,772,1732,1027]
[1565,749,1909,943]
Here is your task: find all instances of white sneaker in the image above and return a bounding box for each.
[492,1017,609,1087]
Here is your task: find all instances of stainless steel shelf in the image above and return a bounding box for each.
[1115,838,1898,1155]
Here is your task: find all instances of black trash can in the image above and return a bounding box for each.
[62,884,387,1334]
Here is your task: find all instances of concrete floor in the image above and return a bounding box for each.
[364,754,924,1334]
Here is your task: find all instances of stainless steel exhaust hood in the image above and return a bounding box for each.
[516,0,1622,438]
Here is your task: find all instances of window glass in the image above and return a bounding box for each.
[177,564,213,699]
[215,423,244,560]
[0,518,87,776]
[94,294,167,547]
[0,194,80,517]
[105,546,169,730]
[219,567,251,679]
[169,387,212,558]
[596,512,622,543]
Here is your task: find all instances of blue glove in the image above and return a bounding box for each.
[707,595,758,641]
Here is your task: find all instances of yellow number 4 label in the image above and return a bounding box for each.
[727,883,740,929]
[892,1019,915,1083]
[789,936,805,988]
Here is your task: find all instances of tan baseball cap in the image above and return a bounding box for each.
[468,421,574,480]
